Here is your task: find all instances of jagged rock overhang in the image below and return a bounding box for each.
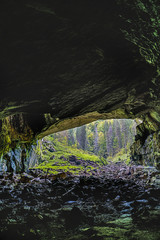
[0,0,156,119]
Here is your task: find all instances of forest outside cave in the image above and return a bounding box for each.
[30,119,138,177]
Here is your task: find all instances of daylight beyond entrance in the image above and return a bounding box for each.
[50,119,136,160]
[31,119,138,175]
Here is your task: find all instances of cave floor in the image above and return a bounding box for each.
[0,166,160,240]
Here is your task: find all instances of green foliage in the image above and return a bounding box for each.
[53,119,136,158]
[108,152,131,165]
[34,137,107,175]
[34,119,136,174]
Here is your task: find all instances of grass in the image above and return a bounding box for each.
[32,137,107,176]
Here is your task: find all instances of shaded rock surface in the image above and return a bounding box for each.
[0,167,160,240]
[131,130,160,168]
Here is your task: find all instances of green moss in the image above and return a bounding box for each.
[108,152,131,165]
[0,115,34,158]
[150,111,160,123]
[94,226,129,240]
[33,137,107,175]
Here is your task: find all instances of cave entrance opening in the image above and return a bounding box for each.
[30,119,140,179]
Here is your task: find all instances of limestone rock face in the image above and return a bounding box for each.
[131,130,160,168]
[1,1,160,163]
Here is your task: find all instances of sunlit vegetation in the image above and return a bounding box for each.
[52,119,136,160]
[33,137,107,176]
[33,120,137,175]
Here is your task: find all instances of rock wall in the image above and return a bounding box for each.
[131,129,160,169]
[0,147,29,173]
[131,111,160,168]
[0,114,35,172]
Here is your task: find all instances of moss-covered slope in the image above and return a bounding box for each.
[32,135,107,176]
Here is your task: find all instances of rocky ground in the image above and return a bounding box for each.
[0,163,160,240]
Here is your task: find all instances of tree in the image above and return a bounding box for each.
[94,122,99,154]
[107,124,113,156]
[51,119,137,159]
[68,128,75,146]
[76,125,86,150]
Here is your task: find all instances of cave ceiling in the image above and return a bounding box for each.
[1,0,160,148]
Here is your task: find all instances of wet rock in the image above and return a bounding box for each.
[150,171,160,178]
[0,167,160,239]
[4,173,15,181]
[69,155,78,163]
[42,151,48,155]
[156,163,160,170]
[0,180,8,186]
[59,156,67,161]
[50,155,55,160]
[63,206,84,228]
[139,173,148,180]
[20,173,34,183]
[48,147,55,153]
[114,195,121,202]
[55,172,67,180]
[0,173,4,179]
[27,169,43,177]
[75,160,81,166]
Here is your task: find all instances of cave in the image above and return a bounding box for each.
[1,0,160,172]
[1,0,160,239]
